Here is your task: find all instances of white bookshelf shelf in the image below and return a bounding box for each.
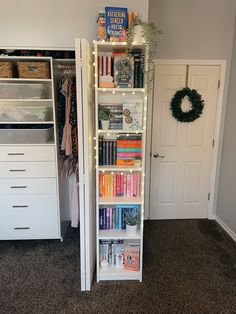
[98,129,144,134]
[99,166,142,172]
[97,87,145,93]
[99,197,142,205]
[99,267,141,281]
[99,229,141,240]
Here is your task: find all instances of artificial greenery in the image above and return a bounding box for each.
[124,209,139,226]
[170,87,205,123]
[98,105,112,120]
[126,16,161,92]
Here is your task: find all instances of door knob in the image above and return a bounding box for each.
[153,153,165,158]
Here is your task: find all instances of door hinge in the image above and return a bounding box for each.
[218,80,220,89]
[212,139,215,148]
[208,193,210,201]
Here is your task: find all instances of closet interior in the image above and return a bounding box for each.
[0,48,79,239]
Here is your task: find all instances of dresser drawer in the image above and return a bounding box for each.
[0,195,60,239]
[0,178,57,194]
[0,146,55,162]
[0,162,56,178]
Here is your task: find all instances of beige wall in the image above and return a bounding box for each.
[0,0,148,48]
[217,14,236,233]
[149,0,236,233]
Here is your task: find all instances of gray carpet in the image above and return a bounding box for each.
[0,220,235,314]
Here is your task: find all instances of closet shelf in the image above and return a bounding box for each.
[0,121,54,124]
[0,78,52,83]
[0,99,53,102]
[0,141,55,146]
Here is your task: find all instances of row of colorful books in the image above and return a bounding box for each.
[100,239,140,271]
[98,53,144,89]
[99,205,140,230]
[99,172,141,197]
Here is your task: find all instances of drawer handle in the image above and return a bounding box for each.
[8,153,25,156]
[11,186,27,189]
[14,227,30,230]
[9,169,26,172]
[12,205,29,208]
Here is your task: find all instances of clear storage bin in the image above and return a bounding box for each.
[0,125,54,144]
[0,83,51,99]
[0,105,53,122]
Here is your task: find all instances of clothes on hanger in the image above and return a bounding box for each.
[57,67,80,228]
[58,70,78,170]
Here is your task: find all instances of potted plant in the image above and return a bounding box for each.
[126,15,161,92]
[124,208,139,235]
[98,105,112,129]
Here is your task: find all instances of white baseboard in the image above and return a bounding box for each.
[215,216,236,242]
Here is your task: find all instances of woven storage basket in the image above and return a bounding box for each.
[17,61,50,79]
[0,62,13,78]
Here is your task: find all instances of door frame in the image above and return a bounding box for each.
[145,59,227,220]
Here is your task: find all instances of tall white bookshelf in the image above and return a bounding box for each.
[94,41,147,281]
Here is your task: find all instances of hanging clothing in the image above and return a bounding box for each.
[57,70,80,228]
[58,75,78,167]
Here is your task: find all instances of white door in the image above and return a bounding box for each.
[150,64,220,219]
[75,39,96,290]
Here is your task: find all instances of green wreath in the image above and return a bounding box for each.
[170,87,204,122]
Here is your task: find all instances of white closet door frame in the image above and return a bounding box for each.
[145,59,226,220]
[75,38,96,291]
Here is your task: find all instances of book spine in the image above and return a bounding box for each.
[113,173,116,197]
[99,173,103,197]
[127,174,131,197]
[116,173,120,196]
[130,173,134,197]
[103,55,107,75]
[107,56,112,76]
[99,136,103,165]
[102,140,106,165]
[120,172,124,196]
[123,173,127,197]
[99,56,103,87]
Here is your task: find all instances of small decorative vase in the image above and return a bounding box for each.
[126,224,137,235]
[101,120,109,130]
[132,25,145,44]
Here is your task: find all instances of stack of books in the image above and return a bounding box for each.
[116,134,142,165]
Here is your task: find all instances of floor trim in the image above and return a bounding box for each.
[215,216,236,242]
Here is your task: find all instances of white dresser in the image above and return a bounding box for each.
[0,57,61,240]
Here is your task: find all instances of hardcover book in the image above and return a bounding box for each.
[114,56,134,88]
[124,242,140,271]
[123,99,143,130]
[105,7,128,41]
